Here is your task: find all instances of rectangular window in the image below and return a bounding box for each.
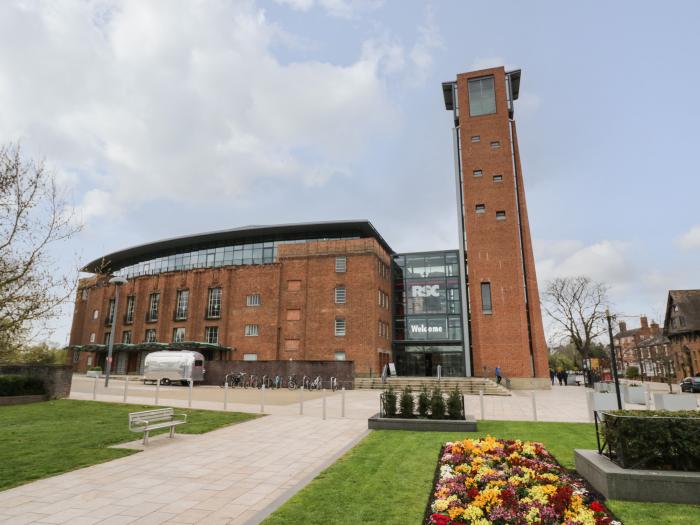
[145,329,157,343]
[243,353,258,361]
[335,256,347,273]
[493,175,503,183]
[335,286,346,304]
[496,211,506,221]
[207,287,222,318]
[122,331,131,344]
[173,327,185,343]
[481,282,493,314]
[468,76,496,117]
[335,318,346,336]
[81,288,89,301]
[245,324,259,337]
[471,135,480,142]
[93,309,99,320]
[490,141,501,150]
[246,294,261,307]
[125,296,135,324]
[285,339,300,351]
[286,309,301,321]
[175,289,189,320]
[147,293,160,322]
[473,169,483,177]
[475,204,486,214]
[287,280,301,291]
[204,326,219,344]
[89,332,95,343]
[107,299,115,325]
[334,351,346,361]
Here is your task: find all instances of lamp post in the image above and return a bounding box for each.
[105,276,128,387]
[605,308,623,409]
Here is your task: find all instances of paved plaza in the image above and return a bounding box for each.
[1,376,697,524]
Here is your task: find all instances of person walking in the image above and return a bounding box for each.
[549,368,555,385]
[556,370,564,386]
[495,366,502,385]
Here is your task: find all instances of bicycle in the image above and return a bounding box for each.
[222,371,246,388]
[258,375,273,389]
[246,374,258,389]
[329,376,338,392]
[287,375,298,390]
[301,375,311,390]
[309,376,323,390]
[272,375,282,389]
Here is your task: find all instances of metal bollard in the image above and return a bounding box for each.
[479,389,484,420]
[341,386,346,418]
[188,379,193,408]
[123,376,129,403]
[260,384,266,413]
[322,389,327,420]
[155,380,160,405]
[531,391,538,421]
[93,375,98,401]
[299,386,304,415]
[224,382,229,411]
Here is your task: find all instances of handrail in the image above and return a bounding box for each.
[481,365,511,389]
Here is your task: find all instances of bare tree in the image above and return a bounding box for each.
[542,276,610,380]
[0,143,81,355]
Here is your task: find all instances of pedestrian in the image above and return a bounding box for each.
[495,366,502,385]
[549,368,555,385]
[556,370,564,386]
[563,370,569,386]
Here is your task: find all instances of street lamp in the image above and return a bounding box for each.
[104,275,128,387]
[605,308,623,409]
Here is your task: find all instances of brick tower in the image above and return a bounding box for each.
[443,67,549,387]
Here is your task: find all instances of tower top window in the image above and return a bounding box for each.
[468,76,496,117]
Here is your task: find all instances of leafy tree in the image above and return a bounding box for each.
[417,385,430,417]
[398,386,414,418]
[382,386,397,417]
[430,387,446,419]
[625,365,639,379]
[447,386,463,420]
[0,144,81,358]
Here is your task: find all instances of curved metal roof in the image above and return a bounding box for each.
[82,220,393,273]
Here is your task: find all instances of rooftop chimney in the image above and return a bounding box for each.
[640,316,649,330]
[618,321,627,333]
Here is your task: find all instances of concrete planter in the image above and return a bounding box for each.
[0,394,48,406]
[623,385,646,405]
[575,449,700,504]
[653,393,698,411]
[86,370,100,378]
[594,382,612,393]
[367,413,477,432]
[586,391,620,419]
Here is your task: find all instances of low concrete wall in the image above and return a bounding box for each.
[575,449,700,504]
[0,395,48,406]
[367,414,477,432]
[508,377,552,390]
[0,365,73,399]
[203,360,355,388]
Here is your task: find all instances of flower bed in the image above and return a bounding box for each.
[427,437,620,525]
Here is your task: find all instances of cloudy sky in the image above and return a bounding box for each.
[2,0,699,345]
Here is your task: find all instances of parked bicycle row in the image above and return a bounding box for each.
[222,372,339,391]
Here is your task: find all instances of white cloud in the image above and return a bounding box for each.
[275,0,383,18]
[0,0,402,216]
[675,224,700,250]
[408,6,443,78]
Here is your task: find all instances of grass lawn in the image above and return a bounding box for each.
[0,399,258,491]
[262,421,700,525]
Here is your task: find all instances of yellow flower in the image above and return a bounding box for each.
[525,506,540,524]
[461,505,484,520]
[472,488,501,511]
[527,484,557,503]
[448,507,464,520]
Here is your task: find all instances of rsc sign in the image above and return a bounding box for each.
[410,284,440,297]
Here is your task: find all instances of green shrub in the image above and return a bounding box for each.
[447,386,463,420]
[602,409,700,471]
[398,386,414,418]
[430,387,446,419]
[0,375,45,396]
[382,386,397,417]
[417,385,430,418]
[88,367,102,372]
[625,366,639,379]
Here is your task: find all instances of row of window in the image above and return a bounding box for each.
[377,259,390,279]
[92,323,261,346]
[470,136,501,149]
[475,204,506,220]
[378,290,389,309]
[379,320,390,339]
[473,170,503,183]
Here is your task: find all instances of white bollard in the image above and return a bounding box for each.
[188,379,193,408]
[123,376,129,403]
[155,380,160,405]
[93,375,98,401]
[322,389,327,420]
[341,386,346,418]
[531,391,538,421]
[260,384,265,413]
[224,382,229,411]
[479,389,484,420]
[299,386,304,415]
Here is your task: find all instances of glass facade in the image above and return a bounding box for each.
[113,234,360,279]
[393,251,465,376]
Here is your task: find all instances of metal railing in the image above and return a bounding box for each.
[481,366,511,389]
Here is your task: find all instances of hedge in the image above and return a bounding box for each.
[601,409,700,471]
[0,375,46,397]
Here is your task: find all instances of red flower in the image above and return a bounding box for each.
[589,501,606,513]
[466,487,479,500]
[431,513,451,525]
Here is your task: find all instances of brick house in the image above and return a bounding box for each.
[663,290,700,379]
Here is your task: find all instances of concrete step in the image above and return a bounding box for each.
[353,376,510,396]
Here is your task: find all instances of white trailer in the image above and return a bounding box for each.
[143,350,205,385]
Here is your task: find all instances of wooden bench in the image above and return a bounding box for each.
[128,408,187,445]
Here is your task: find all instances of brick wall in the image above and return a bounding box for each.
[0,364,73,399]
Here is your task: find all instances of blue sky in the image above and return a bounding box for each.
[1,0,699,344]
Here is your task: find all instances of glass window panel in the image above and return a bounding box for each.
[481,282,493,313]
[468,76,496,116]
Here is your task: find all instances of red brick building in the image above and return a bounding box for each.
[663,290,700,379]
[69,222,393,377]
[442,67,549,387]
